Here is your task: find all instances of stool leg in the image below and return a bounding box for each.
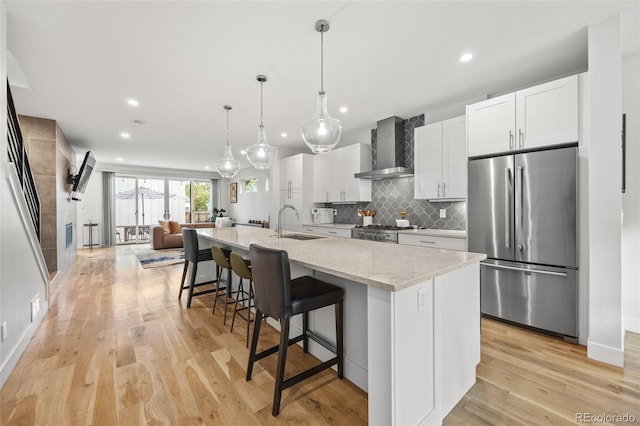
[302,311,309,353]
[186,262,198,308]
[273,318,290,417]
[231,278,244,333]
[336,300,344,379]
[246,280,253,348]
[212,265,221,315]
[178,260,189,299]
[223,268,231,325]
[246,309,263,381]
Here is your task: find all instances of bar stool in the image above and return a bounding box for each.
[211,245,234,325]
[179,229,217,307]
[229,252,254,347]
[246,244,344,417]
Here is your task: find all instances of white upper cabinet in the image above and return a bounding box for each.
[314,144,371,203]
[313,153,332,203]
[339,144,372,202]
[467,93,516,157]
[414,122,442,200]
[414,116,466,200]
[280,154,306,191]
[467,74,579,157]
[515,75,578,150]
[279,153,315,229]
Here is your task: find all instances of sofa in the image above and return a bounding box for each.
[152,221,216,249]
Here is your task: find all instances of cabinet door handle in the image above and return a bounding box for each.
[437,183,441,198]
[329,231,337,235]
[518,128,524,148]
[420,240,436,244]
[442,182,446,198]
[509,130,514,150]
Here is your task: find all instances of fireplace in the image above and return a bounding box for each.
[65,223,72,248]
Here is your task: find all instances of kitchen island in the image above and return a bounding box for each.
[195,227,486,426]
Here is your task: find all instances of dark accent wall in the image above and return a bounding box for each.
[328,114,466,230]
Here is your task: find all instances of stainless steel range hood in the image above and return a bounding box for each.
[354,116,413,180]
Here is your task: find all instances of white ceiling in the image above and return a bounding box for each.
[6,1,639,175]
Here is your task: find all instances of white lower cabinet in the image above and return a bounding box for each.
[301,225,352,238]
[398,233,466,251]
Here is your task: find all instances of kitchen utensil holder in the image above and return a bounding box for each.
[363,216,372,226]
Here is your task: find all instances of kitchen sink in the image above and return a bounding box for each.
[281,234,325,241]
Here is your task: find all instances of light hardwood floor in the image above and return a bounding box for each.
[1,246,638,425]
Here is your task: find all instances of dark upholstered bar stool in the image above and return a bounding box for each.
[229,252,254,347]
[246,244,344,417]
[211,245,234,325]
[180,229,217,307]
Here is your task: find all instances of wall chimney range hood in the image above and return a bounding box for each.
[354,116,413,180]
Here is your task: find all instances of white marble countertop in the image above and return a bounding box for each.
[301,223,357,229]
[397,228,467,239]
[196,227,485,292]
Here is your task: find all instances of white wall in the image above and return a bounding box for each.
[587,15,624,366]
[622,52,640,333]
[220,167,271,224]
[0,2,48,386]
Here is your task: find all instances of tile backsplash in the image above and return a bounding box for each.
[327,113,466,231]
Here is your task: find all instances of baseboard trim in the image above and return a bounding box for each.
[624,316,640,333]
[587,339,624,367]
[0,306,47,388]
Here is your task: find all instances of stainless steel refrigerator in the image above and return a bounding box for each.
[468,145,578,338]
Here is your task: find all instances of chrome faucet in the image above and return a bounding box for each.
[277,204,299,238]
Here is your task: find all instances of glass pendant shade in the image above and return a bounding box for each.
[246,124,277,170]
[215,105,240,178]
[215,143,240,178]
[302,20,342,154]
[246,74,277,170]
[302,91,342,153]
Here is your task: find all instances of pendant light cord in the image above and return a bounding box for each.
[260,81,264,127]
[226,108,230,146]
[320,27,324,93]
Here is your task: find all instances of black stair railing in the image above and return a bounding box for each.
[7,80,41,241]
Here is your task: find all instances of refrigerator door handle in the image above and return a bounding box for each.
[504,168,511,249]
[516,166,524,251]
[483,262,568,277]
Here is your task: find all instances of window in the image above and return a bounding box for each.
[243,178,258,193]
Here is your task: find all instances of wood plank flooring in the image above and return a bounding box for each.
[1,245,639,425]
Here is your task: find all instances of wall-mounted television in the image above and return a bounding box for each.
[69,151,95,194]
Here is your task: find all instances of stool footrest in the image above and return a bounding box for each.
[305,329,337,354]
[254,334,305,362]
[282,357,339,391]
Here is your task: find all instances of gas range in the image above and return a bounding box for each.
[351,225,405,243]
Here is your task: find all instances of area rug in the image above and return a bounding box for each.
[134,248,185,269]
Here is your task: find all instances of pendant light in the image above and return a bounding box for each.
[246,74,277,170]
[215,105,240,178]
[301,19,343,154]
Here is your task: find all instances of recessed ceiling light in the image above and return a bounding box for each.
[459,53,473,63]
[240,149,247,155]
[127,99,139,107]
[281,132,288,138]
[204,165,209,170]
[116,157,123,162]
[120,132,131,139]
[339,106,348,113]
